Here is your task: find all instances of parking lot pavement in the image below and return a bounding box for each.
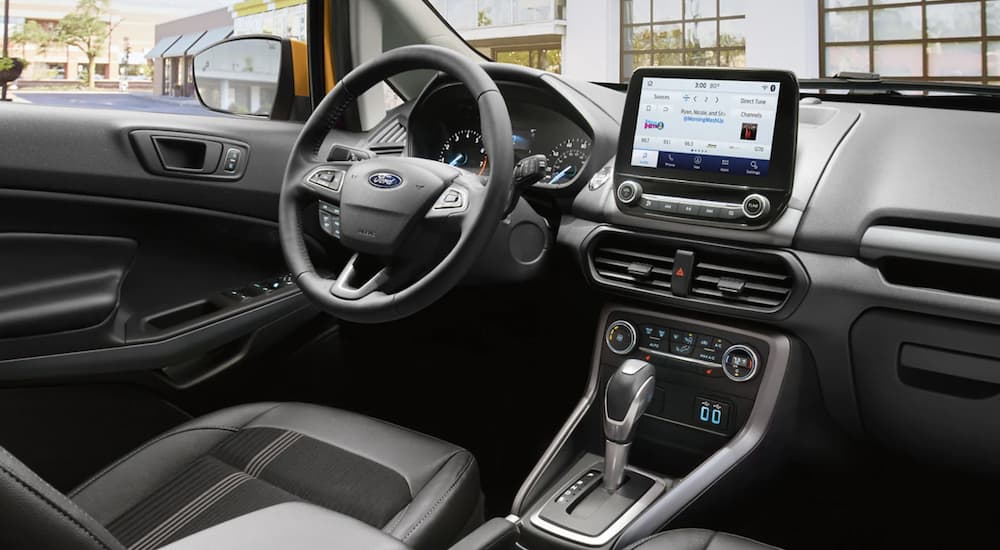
[11,92,222,116]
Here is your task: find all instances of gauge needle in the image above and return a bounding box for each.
[448,153,467,167]
[550,165,574,185]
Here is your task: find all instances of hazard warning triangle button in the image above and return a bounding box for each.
[671,250,695,297]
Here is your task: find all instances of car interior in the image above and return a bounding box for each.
[3,1,1000,549]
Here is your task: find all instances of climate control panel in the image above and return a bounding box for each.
[601,311,768,438]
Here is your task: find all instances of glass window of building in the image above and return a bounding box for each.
[621,0,747,81]
[821,0,1000,84]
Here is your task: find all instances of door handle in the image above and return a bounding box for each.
[130,130,249,181]
[151,135,222,173]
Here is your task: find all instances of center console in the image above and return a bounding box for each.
[511,305,800,549]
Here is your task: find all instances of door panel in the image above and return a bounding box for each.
[0,104,332,383]
[0,234,135,339]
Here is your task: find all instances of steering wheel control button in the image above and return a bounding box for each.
[742,194,770,220]
[722,345,760,382]
[616,181,642,205]
[318,201,342,239]
[308,169,343,192]
[606,321,637,355]
[432,188,467,211]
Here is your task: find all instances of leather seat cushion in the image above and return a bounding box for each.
[626,529,780,550]
[69,402,482,550]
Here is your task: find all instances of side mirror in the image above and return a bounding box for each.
[193,35,300,119]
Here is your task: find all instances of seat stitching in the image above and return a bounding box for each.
[71,403,285,500]
[67,426,240,498]
[401,451,475,541]
[0,464,116,550]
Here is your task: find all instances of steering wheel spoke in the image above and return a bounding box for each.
[330,253,390,300]
[424,173,486,230]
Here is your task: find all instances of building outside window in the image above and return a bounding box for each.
[429,0,566,74]
[621,0,747,81]
[821,0,1000,84]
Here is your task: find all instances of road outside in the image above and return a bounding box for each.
[7,90,222,117]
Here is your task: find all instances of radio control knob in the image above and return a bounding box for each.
[742,194,770,220]
[605,321,637,355]
[721,345,760,382]
[617,181,643,205]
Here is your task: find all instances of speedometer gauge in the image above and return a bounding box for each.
[438,130,488,175]
[542,137,591,185]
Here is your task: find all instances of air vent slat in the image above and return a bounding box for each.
[590,235,795,313]
[693,275,790,296]
[695,262,789,282]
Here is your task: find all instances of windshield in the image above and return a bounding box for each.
[427,0,1000,86]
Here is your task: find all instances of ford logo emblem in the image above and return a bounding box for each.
[368,172,403,189]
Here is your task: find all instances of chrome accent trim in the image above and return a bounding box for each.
[606,321,637,355]
[721,344,760,382]
[639,346,721,369]
[742,193,771,220]
[616,181,642,204]
[529,472,666,547]
[603,441,630,492]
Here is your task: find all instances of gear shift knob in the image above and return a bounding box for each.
[603,359,655,492]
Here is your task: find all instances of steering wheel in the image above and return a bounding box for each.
[279,45,513,323]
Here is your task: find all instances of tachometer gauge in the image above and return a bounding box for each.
[438,129,488,175]
[542,137,591,185]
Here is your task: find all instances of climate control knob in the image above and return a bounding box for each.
[721,345,760,382]
[616,181,642,205]
[605,321,637,355]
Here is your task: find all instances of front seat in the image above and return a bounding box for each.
[626,529,780,550]
[0,403,483,550]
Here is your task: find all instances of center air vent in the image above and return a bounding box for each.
[691,253,793,308]
[589,232,800,315]
[593,247,674,293]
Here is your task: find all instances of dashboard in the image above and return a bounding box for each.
[407,80,596,189]
[374,62,1000,478]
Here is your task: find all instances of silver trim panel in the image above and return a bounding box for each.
[529,466,666,547]
[638,346,721,369]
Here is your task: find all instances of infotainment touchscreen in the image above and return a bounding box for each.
[616,68,798,193]
[630,77,780,177]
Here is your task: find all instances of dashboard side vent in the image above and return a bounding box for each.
[588,232,799,314]
[593,246,674,294]
[691,254,793,308]
[368,119,407,157]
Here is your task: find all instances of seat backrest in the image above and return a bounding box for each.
[0,445,125,550]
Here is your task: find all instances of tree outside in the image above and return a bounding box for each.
[53,0,119,88]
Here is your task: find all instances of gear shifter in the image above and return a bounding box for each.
[603,359,656,492]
